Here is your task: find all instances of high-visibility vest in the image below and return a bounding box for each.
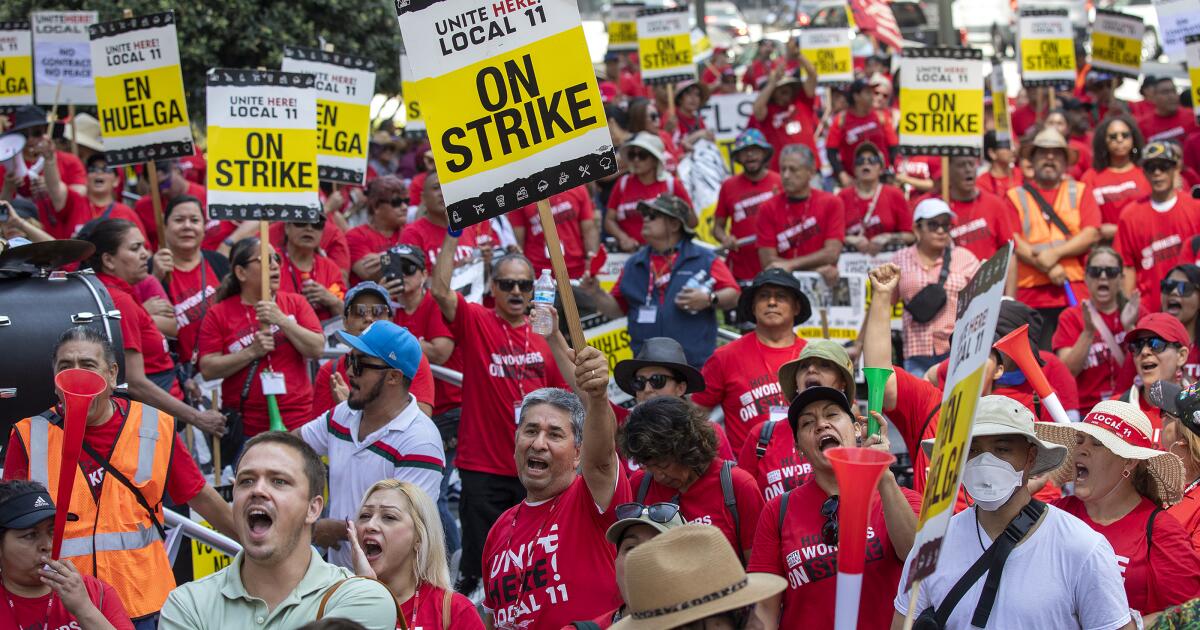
[1008,181,1088,289]
[13,400,176,619]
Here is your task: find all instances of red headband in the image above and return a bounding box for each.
[1083,411,1155,449]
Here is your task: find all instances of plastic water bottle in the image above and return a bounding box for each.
[531,269,556,336]
[684,269,714,293]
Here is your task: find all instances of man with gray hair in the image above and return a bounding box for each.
[755,144,845,273]
[480,346,632,630]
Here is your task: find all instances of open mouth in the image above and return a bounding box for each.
[1075,463,1089,482]
[817,433,841,452]
[1165,298,1183,316]
[803,376,823,390]
[1140,358,1159,375]
[361,537,384,561]
[526,455,550,474]
[246,507,274,537]
[507,296,525,308]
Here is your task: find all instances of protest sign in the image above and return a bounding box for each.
[904,244,1012,591]
[608,3,642,53]
[840,252,905,332]
[32,12,97,106]
[991,66,1012,148]
[897,47,984,157]
[1091,10,1145,78]
[394,0,617,231]
[699,91,755,173]
[636,7,695,85]
[399,50,425,138]
[88,12,193,166]
[281,45,376,185]
[800,27,854,84]
[0,21,33,108]
[206,69,320,223]
[1188,35,1200,123]
[1153,0,1200,60]
[1019,9,1076,87]
[692,27,713,64]
[793,271,868,341]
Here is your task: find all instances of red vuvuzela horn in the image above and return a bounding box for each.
[826,446,896,630]
[993,324,1071,424]
[51,369,106,560]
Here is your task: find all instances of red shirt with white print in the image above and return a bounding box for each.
[1051,303,1136,410]
[1137,109,1200,146]
[36,189,146,240]
[747,479,921,630]
[166,257,221,366]
[837,184,911,240]
[510,186,595,279]
[975,169,1023,198]
[605,174,692,246]
[1081,167,1151,226]
[399,217,494,272]
[394,291,462,416]
[97,273,180,398]
[737,420,813,501]
[1115,195,1200,313]
[749,91,819,171]
[826,110,897,175]
[946,191,1018,262]
[755,190,845,259]
[713,171,782,281]
[0,574,133,630]
[278,253,347,321]
[346,223,405,284]
[401,583,484,630]
[482,474,632,630]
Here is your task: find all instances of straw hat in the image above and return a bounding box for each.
[1022,127,1078,166]
[612,525,786,629]
[621,131,667,181]
[64,113,103,152]
[920,395,1068,476]
[1040,400,1185,507]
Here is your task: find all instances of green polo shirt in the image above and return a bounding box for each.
[159,549,397,629]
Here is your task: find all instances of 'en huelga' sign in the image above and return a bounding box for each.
[1090,10,1145,79]
[0,21,34,108]
[897,47,984,157]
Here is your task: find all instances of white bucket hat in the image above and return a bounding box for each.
[621,131,667,182]
[922,395,1068,476]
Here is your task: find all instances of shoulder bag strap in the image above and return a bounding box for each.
[1020,182,1074,239]
[79,441,166,539]
[936,246,952,287]
[316,578,350,619]
[861,185,884,231]
[757,420,777,458]
[720,460,743,564]
[636,472,653,504]
[1085,300,1125,366]
[778,489,793,532]
[968,500,1048,627]
[238,359,261,415]
[317,577,404,623]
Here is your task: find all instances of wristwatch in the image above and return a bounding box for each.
[709,291,719,307]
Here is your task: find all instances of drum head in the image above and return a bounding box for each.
[0,134,24,163]
[0,239,94,271]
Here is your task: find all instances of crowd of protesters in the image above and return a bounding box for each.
[1,25,1200,630]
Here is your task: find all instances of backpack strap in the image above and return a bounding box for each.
[778,489,793,532]
[636,472,653,504]
[756,420,777,459]
[719,460,744,564]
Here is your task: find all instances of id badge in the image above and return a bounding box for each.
[636,306,658,324]
[514,402,523,425]
[769,406,788,423]
[260,371,287,396]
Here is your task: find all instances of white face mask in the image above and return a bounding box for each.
[962,452,1025,511]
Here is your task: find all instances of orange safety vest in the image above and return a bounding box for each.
[13,400,176,619]
[1008,181,1088,289]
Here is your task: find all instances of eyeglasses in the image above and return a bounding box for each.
[1162,279,1197,297]
[648,112,661,121]
[638,209,666,222]
[1106,131,1132,141]
[86,164,113,174]
[399,262,422,276]
[614,502,681,523]
[495,278,534,293]
[1086,265,1122,279]
[245,253,282,267]
[921,220,952,233]
[630,373,676,391]
[348,352,391,376]
[854,155,882,167]
[627,148,653,162]
[387,196,407,207]
[1126,336,1178,354]
[821,495,840,546]
[296,218,326,230]
[1144,161,1175,174]
[349,303,391,319]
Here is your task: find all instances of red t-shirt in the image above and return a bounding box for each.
[1007,182,1102,309]
[618,69,652,100]
[629,459,764,557]
[1055,495,1200,614]
[1116,196,1200,313]
[37,189,146,240]
[399,217,493,271]
[167,258,222,366]
[309,353,434,419]
[1185,135,1200,177]
[1168,485,1200,555]
[747,480,921,630]
[400,583,484,630]
[97,273,180,397]
[510,187,595,279]
[826,110,897,174]
[0,574,133,630]
[1137,109,1200,146]
[133,181,207,251]
[483,474,632,630]
[691,333,807,451]
[448,293,569,476]
[346,224,405,284]
[278,253,347,321]
[713,171,782,281]
[749,92,819,171]
[888,368,942,500]
[755,190,845,259]
[1011,104,1038,139]
[1082,167,1151,226]
[1068,138,1093,183]
[894,155,941,186]
[1051,304,1136,410]
[393,291,462,416]
[837,184,911,240]
[947,191,1018,262]
[4,397,205,506]
[605,174,692,246]
[268,220,351,272]
[0,151,84,198]
[408,172,428,207]
[196,293,322,434]
[975,169,1023,198]
[736,420,812,501]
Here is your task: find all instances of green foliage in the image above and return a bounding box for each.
[1,1,401,127]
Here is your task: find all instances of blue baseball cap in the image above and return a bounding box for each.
[344,281,397,313]
[337,321,422,379]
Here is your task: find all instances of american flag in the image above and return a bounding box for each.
[848,0,904,52]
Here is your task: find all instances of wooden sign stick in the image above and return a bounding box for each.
[536,199,587,350]
[146,160,167,250]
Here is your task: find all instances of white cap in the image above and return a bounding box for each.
[913,198,956,223]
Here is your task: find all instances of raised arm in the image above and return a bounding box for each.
[431,231,460,323]
[865,263,901,410]
[577,346,619,511]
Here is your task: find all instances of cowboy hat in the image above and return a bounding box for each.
[1040,400,1185,507]
[920,395,1068,476]
[1022,127,1078,166]
[6,105,49,134]
[736,268,811,326]
[64,113,103,152]
[777,340,857,404]
[614,337,705,396]
[612,525,786,629]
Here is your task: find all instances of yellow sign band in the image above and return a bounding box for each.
[317,100,369,159]
[802,47,852,76]
[208,126,318,193]
[899,88,984,137]
[94,64,189,138]
[917,368,983,522]
[0,55,33,99]
[638,33,692,71]
[609,21,637,45]
[1092,32,1141,69]
[1020,38,1075,72]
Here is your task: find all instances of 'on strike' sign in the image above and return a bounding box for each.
[636,7,695,85]
[897,47,984,157]
[395,0,616,231]
[1019,8,1076,87]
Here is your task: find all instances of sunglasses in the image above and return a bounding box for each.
[399,262,422,276]
[86,164,113,174]
[630,373,676,392]
[1144,161,1175,174]
[648,112,661,121]
[1162,279,1197,297]
[614,502,681,523]
[1126,336,1178,355]
[387,196,407,207]
[348,352,391,376]
[1086,265,1121,279]
[638,209,666,222]
[245,253,282,267]
[349,303,391,319]
[495,278,534,293]
[921,220,952,233]
[821,495,839,546]
[627,148,653,162]
[1106,131,1131,141]
[854,155,882,167]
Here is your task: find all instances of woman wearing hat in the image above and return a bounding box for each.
[1044,108,1094,181]
[712,129,782,283]
[1118,313,1192,439]
[0,480,133,629]
[1080,114,1148,241]
[604,131,693,252]
[1044,400,1200,616]
[671,80,715,153]
[836,142,912,256]
[1149,381,1200,552]
[1161,265,1200,382]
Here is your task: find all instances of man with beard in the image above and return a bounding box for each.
[160,433,398,629]
[296,320,444,569]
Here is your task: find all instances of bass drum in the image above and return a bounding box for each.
[0,272,124,443]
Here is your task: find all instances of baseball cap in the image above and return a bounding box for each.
[787,386,853,436]
[344,281,398,313]
[1143,141,1182,166]
[0,488,70,529]
[912,198,956,222]
[1128,312,1190,347]
[337,321,422,378]
[386,244,426,271]
[1149,380,1200,437]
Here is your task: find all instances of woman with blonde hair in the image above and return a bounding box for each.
[347,480,482,630]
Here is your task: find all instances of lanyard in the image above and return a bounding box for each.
[645,251,681,306]
[494,311,532,396]
[245,304,276,373]
[3,584,53,630]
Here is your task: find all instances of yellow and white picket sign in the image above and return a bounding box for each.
[0,21,34,108]
[32,12,97,106]
[636,6,695,85]
[399,50,425,138]
[898,47,985,157]
[800,27,853,84]
[991,66,1012,148]
[905,243,1012,590]
[608,2,643,53]
[1187,35,1200,125]
[88,12,192,166]
[281,46,375,185]
[206,69,321,223]
[1018,8,1076,87]
[395,0,616,231]
[1091,10,1144,78]
[691,27,713,64]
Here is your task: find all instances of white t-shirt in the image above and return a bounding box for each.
[894,504,1132,630]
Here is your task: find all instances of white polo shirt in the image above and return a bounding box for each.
[300,394,445,568]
